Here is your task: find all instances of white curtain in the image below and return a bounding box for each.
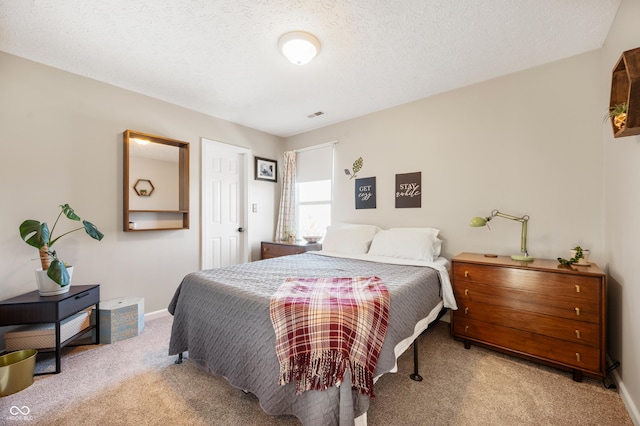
[275,151,297,241]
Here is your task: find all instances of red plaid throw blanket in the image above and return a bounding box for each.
[269,276,390,397]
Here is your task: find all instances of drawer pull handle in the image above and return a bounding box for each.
[464,289,469,296]
[464,271,470,278]
[75,293,89,300]
[576,353,581,362]
[464,307,469,314]
[575,285,580,293]
[575,307,580,316]
[575,330,581,339]
[464,325,469,333]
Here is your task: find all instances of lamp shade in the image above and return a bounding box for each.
[278,31,320,65]
[469,217,488,227]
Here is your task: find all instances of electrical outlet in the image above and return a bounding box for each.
[252,203,258,213]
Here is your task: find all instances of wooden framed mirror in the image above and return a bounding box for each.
[123,130,190,231]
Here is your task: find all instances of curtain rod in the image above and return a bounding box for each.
[293,140,338,153]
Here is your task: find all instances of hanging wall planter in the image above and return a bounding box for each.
[608,47,640,138]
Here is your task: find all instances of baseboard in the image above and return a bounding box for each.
[612,367,640,426]
[145,308,170,322]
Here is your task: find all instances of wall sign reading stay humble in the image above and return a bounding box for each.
[395,172,421,208]
[355,177,376,209]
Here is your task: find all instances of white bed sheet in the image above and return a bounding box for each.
[311,251,458,310]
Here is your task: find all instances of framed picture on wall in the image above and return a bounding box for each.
[255,157,278,182]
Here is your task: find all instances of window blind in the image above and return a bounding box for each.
[296,145,333,183]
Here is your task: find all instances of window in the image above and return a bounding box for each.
[295,144,333,238]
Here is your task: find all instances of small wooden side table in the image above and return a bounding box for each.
[0,284,100,374]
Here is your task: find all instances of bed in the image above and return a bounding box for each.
[168,225,457,425]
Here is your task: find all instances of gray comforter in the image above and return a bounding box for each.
[168,253,443,425]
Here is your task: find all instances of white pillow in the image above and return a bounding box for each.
[389,227,440,240]
[389,227,442,258]
[368,229,442,261]
[322,224,380,255]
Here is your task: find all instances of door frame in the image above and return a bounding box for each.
[200,138,252,269]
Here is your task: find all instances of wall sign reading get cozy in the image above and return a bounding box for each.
[395,172,421,208]
[355,177,376,209]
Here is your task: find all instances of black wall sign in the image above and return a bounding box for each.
[355,177,376,209]
[395,172,421,208]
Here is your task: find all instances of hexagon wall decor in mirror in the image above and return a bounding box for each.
[134,179,155,197]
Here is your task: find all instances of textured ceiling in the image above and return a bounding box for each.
[0,1,621,137]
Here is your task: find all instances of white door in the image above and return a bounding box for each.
[201,139,250,269]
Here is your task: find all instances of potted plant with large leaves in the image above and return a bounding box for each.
[20,204,104,296]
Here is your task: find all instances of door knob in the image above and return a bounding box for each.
[237,227,244,232]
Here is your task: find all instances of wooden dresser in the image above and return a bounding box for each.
[451,252,606,381]
[260,241,322,260]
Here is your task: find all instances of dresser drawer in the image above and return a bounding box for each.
[262,244,305,258]
[453,281,601,323]
[261,244,305,259]
[452,262,601,301]
[260,241,321,260]
[58,286,100,320]
[453,300,601,347]
[453,317,602,373]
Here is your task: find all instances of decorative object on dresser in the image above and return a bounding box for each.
[608,46,640,137]
[558,246,591,266]
[19,204,104,295]
[469,209,533,261]
[0,285,100,375]
[260,241,321,260]
[301,236,322,243]
[451,253,606,382]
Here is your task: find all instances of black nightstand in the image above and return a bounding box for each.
[0,285,100,374]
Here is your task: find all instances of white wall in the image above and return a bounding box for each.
[602,0,640,423]
[286,51,605,262]
[0,52,283,313]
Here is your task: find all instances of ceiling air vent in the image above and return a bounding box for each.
[306,111,325,119]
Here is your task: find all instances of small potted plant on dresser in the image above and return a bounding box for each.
[557,246,590,266]
[19,204,104,296]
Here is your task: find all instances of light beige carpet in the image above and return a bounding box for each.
[0,315,632,425]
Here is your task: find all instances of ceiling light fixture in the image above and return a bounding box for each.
[278,31,320,65]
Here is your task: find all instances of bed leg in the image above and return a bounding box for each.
[175,352,184,364]
[409,339,423,382]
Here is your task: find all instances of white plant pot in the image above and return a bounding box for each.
[569,249,591,265]
[35,267,73,296]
